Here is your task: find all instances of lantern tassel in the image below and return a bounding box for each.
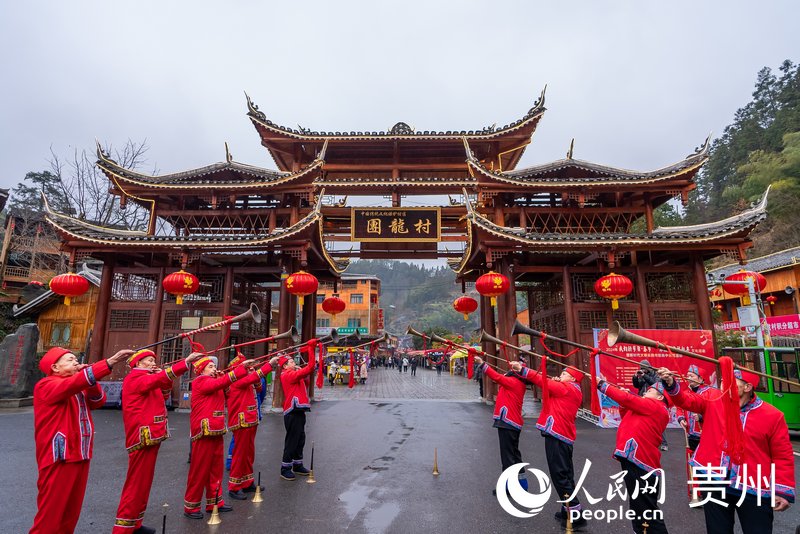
[64,296,71,306]
[611,299,619,310]
[490,297,497,307]
[176,295,183,305]
[463,313,468,320]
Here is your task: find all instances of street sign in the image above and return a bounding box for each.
[336,327,369,335]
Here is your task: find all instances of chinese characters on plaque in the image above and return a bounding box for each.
[352,208,440,242]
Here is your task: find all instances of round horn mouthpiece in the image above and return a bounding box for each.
[607,321,622,347]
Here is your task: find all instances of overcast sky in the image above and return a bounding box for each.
[1,1,797,200]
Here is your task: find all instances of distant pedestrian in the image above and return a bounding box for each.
[360,360,368,384]
[402,357,409,373]
[474,361,484,398]
[410,357,418,376]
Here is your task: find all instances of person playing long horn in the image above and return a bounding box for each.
[279,340,318,481]
[658,360,795,534]
[30,347,134,534]
[113,349,203,534]
[519,362,586,527]
[183,355,256,519]
[227,353,279,500]
[472,355,530,495]
[596,378,671,534]
[675,364,715,453]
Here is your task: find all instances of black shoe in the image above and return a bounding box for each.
[242,484,264,493]
[228,489,247,500]
[218,505,233,513]
[570,516,588,528]
[183,511,203,520]
[133,527,156,534]
[292,464,310,476]
[280,468,296,481]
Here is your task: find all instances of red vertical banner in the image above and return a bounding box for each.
[592,328,716,427]
[377,309,384,331]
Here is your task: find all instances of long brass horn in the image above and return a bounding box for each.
[511,320,537,338]
[347,329,362,343]
[406,325,428,339]
[607,321,800,388]
[479,330,507,347]
[273,325,301,344]
[318,328,339,345]
[136,303,261,351]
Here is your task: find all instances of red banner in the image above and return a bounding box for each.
[377,309,384,331]
[593,328,717,428]
[723,313,800,335]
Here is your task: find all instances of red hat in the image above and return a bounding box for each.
[127,349,156,368]
[734,368,760,389]
[278,355,291,367]
[39,347,71,375]
[565,367,584,382]
[687,364,705,381]
[229,352,246,368]
[192,356,218,374]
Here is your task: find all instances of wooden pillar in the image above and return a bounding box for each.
[496,259,517,356]
[634,264,652,329]
[89,261,114,362]
[221,266,235,367]
[562,266,577,344]
[692,255,714,330]
[273,263,292,408]
[301,292,316,399]
[644,194,655,233]
[480,295,497,401]
[527,289,539,400]
[149,267,166,348]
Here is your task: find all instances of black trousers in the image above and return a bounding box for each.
[497,427,522,471]
[478,378,484,398]
[544,435,580,508]
[619,458,668,534]
[282,410,306,464]
[411,366,417,376]
[703,491,775,534]
[687,436,700,452]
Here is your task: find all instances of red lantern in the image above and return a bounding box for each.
[594,273,633,310]
[722,270,766,296]
[49,272,90,306]
[453,296,478,320]
[162,269,200,305]
[322,295,346,318]
[766,295,778,306]
[285,271,319,309]
[475,271,510,307]
[714,304,723,311]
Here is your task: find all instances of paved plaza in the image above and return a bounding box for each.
[3,366,799,533]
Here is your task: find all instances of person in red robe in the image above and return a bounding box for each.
[659,364,795,534]
[279,346,317,481]
[30,346,134,534]
[183,355,254,519]
[227,354,278,500]
[112,349,203,533]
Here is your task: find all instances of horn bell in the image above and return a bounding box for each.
[406,325,427,338]
[607,321,659,349]
[511,320,537,338]
[273,326,300,344]
[248,303,262,324]
[479,330,505,346]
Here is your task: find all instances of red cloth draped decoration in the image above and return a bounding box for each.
[348,349,356,388]
[188,339,206,353]
[467,348,476,379]
[719,356,745,464]
[589,349,600,416]
[499,343,510,364]
[369,341,377,363]
[540,354,549,408]
[316,340,324,389]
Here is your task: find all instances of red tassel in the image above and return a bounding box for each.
[589,350,600,416]
[719,356,745,464]
[467,348,476,379]
[348,349,355,389]
[315,341,324,390]
[540,354,550,408]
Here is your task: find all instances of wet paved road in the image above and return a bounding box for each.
[3,367,798,533]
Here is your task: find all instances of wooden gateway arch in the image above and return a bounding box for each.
[44,89,768,408]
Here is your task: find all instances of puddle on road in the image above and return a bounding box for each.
[364,502,400,534]
[338,475,377,520]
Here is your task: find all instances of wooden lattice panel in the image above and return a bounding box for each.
[646,272,694,302]
[612,310,640,329]
[176,274,225,303]
[109,309,150,331]
[578,310,607,332]
[525,211,639,234]
[653,310,697,329]
[524,279,565,309]
[531,312,567,336]
[111,273,158,302]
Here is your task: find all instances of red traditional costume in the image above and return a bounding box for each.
[183,358,248,515]
[31,349,110,534]
[665,376,796,503]
[482,363,527,429]
[112,350,190,532]
[280,353,316,477]
[227,361,272,492]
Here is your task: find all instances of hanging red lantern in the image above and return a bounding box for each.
[49,272,90,306]
[162,269,200,305]
[475,271,510,307]
[285,271,319,309]
[594,272,633,310]
[766,295,778,306]
[322,295,346,318]
[453,296,478,320]
[714,303,723,311]
[722,270,766,296]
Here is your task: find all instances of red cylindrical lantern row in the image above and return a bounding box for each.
[453,296,478,320]
[594,273,633,310]
[163,269,200,305]
[322,295,346,318]
[475,271,510,307]
[49,272,90,306]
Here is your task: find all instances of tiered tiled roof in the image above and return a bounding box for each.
[708,242,800,280]
[465,136,710,187]
[246,88,546,141]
